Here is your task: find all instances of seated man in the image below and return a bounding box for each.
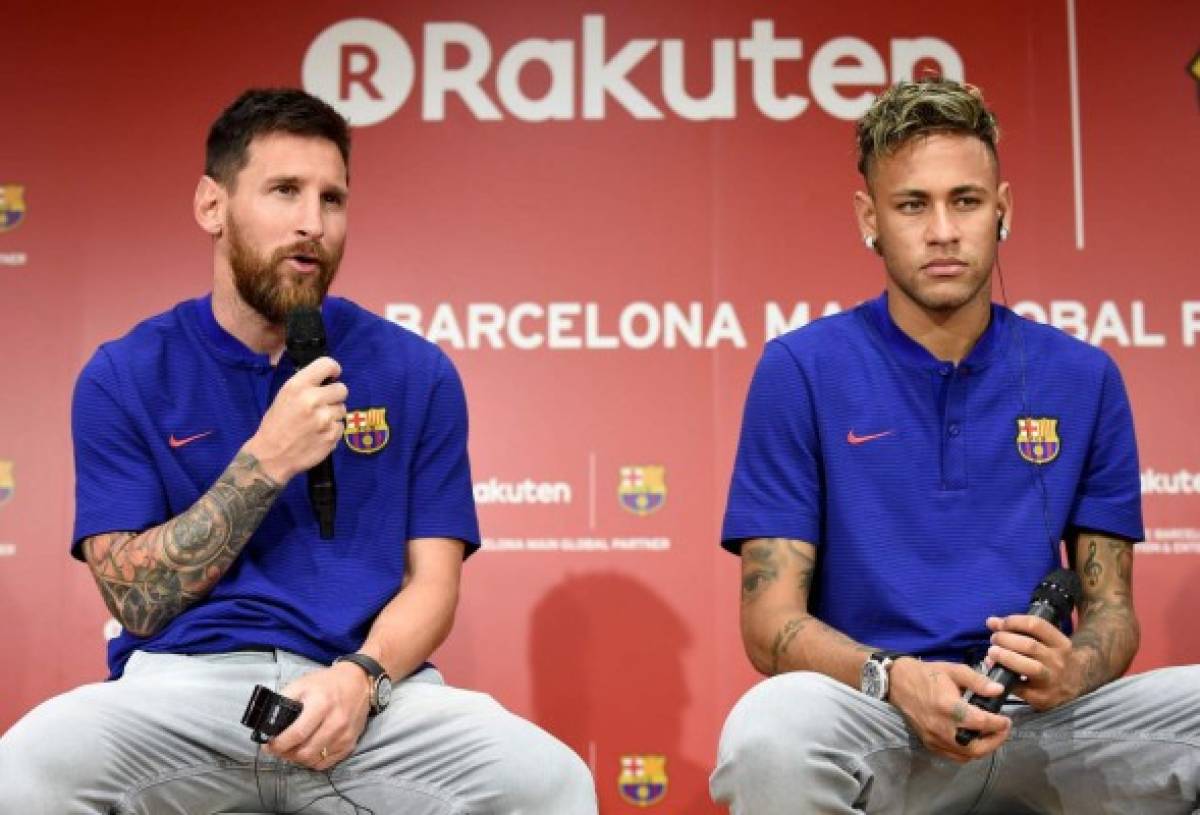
[710,78,1199,814]
[0,87,597,815]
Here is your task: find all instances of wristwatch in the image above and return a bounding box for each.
[334,652,392,715]
[860,650,908,701]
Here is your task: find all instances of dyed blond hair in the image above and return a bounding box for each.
[856,77,1000,180]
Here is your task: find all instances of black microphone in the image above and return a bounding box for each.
[285,307,336,540]
[955,568,1083,746]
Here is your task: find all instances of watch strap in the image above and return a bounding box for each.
[334,653,390,714]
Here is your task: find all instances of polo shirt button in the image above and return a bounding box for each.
[948,423,960,437]
[939,366,951,376]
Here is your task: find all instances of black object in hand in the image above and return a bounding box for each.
[286,307,337,539]
[955,568,1083,746]
[241,684,303,744]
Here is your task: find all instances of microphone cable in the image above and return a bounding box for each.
[252,742,377,815]
[994,239,1061,581]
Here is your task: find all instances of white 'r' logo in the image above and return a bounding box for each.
[302,18,415,127]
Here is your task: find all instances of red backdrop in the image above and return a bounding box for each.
[2,2,1198,811]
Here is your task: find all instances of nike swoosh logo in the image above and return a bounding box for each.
[169,431,213,449]
[847,429,894,445]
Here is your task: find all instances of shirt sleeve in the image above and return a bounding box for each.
[406,351,481,555]
[1066,356,1145,542]
[71,348,169,560]
[721,339,823,554]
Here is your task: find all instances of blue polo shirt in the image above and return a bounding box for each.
[723,293,1142,663]
[72,294,479,678]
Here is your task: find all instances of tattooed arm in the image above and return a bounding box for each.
[81,357,348,638]
[81,451,282,638]
[739,537,875,684]
[985,529,1139,711]
[740,537,1012,760]
[1065,530,1140,696]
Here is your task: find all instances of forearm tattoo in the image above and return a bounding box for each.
[742,538,872,674]
[1071,534,1139,695]
[83,452,282,637]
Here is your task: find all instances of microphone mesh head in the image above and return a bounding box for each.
[1032,568,1083,623]
[286,307,325,342]
[285,307,327,368]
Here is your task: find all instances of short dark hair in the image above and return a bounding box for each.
[856,77,1000,181]
[205,88,351,187]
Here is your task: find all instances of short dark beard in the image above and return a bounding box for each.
[227,214,341,325]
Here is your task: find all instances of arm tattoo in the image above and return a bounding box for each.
[742,538,870,675]
[1070,534,1139,696]
[771,617,808,674]
[83,452,282,637]
[1083,539,1103,589]
[768,619,873,676]
[740,537,814,604]
[740,539,781,603]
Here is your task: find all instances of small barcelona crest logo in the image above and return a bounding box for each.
[618,754,668,807]
[344,407,390,454]
[1016,417,1061,465]
[619,465,667,516]
[0,185,27,233]
[0,460,14,508]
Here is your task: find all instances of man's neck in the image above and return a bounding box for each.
[886,286,992,365]
[211,270,287,363]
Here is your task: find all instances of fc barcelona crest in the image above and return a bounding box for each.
[344,407,390,454]
[0,460,13,508]
[618,754,668,807]
[619,465,667,516]
[0,185,27,233]
[1016,417,1060,465]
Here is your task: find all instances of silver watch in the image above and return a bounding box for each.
[860,651,906,701]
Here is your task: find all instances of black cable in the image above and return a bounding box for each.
[995,249,1058,563]
[251,742,376,815]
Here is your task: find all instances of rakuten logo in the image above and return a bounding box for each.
[1141,469,1200,495]
[302,17,963,126]
[474,478,572,505]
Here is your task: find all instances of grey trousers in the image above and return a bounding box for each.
[710,666,1200,815]
[0,649,598,815]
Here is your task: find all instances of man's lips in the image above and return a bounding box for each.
[285,254,321,273]
[922,258,968,276]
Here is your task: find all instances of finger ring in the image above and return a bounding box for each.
[951,701,968,725]
[320,746,328,760]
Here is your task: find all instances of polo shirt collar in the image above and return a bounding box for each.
[189,293,346,370]
[863,291,1009,371]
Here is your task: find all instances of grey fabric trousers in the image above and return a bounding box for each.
[711,666,1200,815]
[0,649,598,815]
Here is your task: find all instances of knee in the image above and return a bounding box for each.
[487,715,597,814]
[0,690,117,810]
[718,672,850,766]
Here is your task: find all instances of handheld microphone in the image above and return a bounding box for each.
[955,568,1082,746]
[285,307,336,540]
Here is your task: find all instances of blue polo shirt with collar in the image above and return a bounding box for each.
[722,292,1142,663]
[72,294,479,678]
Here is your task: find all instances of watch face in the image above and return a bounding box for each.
[374,678,393,710]
[860,660,886,699]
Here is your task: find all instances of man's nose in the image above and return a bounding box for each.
[294,193,325,241]
[925,204,960,245]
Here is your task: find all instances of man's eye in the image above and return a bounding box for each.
[274,184,298,195]
[898,200,923,213]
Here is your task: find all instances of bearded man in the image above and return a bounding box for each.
[0,88,597,815]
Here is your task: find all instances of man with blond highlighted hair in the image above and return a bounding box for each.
[711,78,1200,813]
